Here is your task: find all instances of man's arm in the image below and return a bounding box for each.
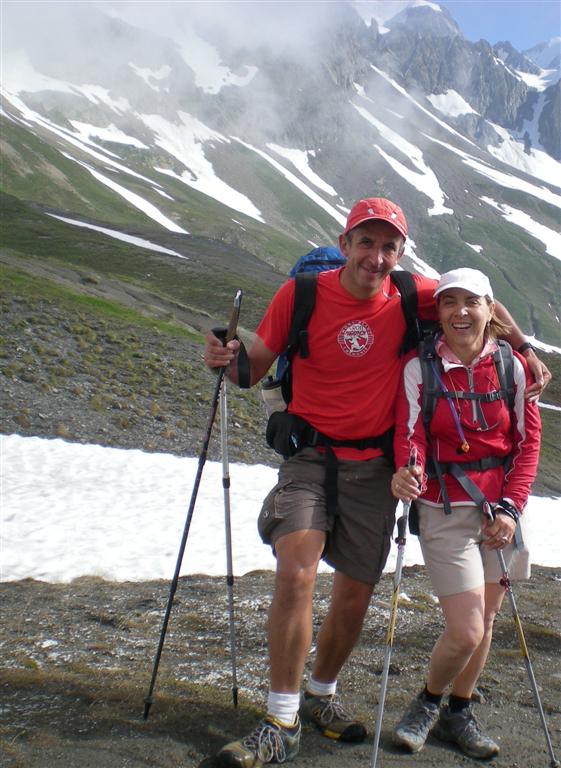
[494,300,551,400]
[204,332,277,387]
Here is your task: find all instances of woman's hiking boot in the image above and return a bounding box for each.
[392,691,440,752]
[299,692,367,742]
[216,715,301,767]
[433,704,500,759]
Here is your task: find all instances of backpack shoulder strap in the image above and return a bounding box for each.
[390,269,417,325]
[418,333,441,432]
[279,272,318,406]
[494,340,515,412]
[286,272,318,362]
[390,270,421,355]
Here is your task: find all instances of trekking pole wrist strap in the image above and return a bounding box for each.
[211,327,251,389]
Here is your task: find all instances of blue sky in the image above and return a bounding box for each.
[438,1,561,51]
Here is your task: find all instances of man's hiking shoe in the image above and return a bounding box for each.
[299,692,367,742]
[216,716,301,767]
[433,704,500,759]
[392,692,440,753]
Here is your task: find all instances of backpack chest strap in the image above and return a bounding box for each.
[426,455,507,476]
[437,390,507,403]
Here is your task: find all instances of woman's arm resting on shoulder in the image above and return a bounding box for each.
[494,300,552,400]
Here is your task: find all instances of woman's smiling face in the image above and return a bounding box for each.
[438,288,495,361]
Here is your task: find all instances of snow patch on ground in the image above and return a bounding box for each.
[69,120,149,149]
[353,102,453,217]
[481,196,561,261]
[2,435,559,584]
[46,214,187,258]
[267,144,338,196]
[232,138,347,228]
[141,112,264,223]
[427,90,478,117]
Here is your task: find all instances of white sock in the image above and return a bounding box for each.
[306,677,337,697]
[266,691,300,726]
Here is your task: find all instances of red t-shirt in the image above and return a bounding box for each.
[256,268,438,459]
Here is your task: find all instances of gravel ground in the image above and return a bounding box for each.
[1,567,560,768]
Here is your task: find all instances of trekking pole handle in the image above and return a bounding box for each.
[407,447,418,471]
[483,501,495,522]
[212,290,243,349]
[226,289,243,343]
[396,447,418,541]
[396,513,408,540]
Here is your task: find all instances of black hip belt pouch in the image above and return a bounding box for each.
[266,411,315,458]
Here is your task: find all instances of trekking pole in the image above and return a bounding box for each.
[371,448,417,768]
[143,289,243,721]
[217,337,239,708]
[483,503,560,768]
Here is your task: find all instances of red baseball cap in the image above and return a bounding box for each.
[343,198,408,239]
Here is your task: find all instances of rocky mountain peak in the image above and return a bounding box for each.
[494,41,541,75]
[387,2,462,39]
[523,37,561,71]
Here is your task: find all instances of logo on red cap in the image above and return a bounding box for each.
[344,198,408,239]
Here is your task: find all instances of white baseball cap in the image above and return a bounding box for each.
[434,268,494,300]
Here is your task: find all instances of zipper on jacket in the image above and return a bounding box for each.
[466,366,477,422]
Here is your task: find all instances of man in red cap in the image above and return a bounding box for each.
[204,198,549,767]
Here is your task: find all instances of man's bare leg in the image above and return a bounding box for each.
[268,529,326,692]
[311,570,374,683]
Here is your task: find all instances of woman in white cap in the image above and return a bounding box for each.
[390,268,541,759]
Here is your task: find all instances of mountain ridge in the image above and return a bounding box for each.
[1,1,560,347]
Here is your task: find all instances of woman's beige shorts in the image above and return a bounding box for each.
[417,501,530,597]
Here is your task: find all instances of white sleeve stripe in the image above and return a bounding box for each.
[505,356,527,481]
[512,357,527,440]
[404,357,423,439]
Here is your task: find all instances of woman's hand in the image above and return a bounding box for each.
[482,511,517,549]
[391,465,422,501]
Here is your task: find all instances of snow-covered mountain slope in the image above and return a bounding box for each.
[1,0,560,344]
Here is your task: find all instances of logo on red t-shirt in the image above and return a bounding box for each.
[337,320,374,357]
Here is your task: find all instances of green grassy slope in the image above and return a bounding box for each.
[1,254,559,494]
[0,192,282,331]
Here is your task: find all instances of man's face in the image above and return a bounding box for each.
[338,219,405,299]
